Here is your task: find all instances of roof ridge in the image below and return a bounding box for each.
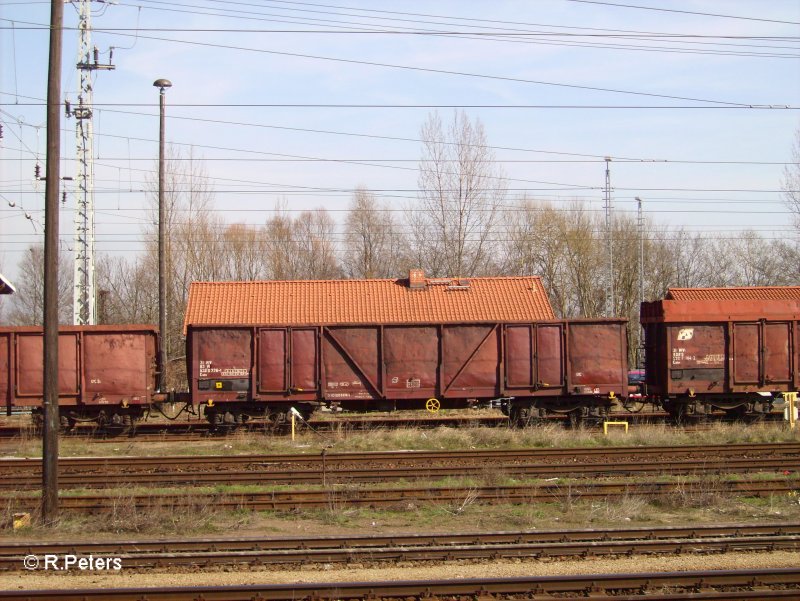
[191,276,543,286]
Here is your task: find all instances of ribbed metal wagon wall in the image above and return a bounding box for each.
[641,293,800,414]
[0,325,159,416]
[186,319,628,412]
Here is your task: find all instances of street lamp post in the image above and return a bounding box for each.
[154,78,171,392]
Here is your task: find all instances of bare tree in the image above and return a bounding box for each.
[7,245,73,325]
[96,255,156,324]
[343,187,402,278]
[265,204,304,280]
[221,223,267,280]
[294,208,343,279]
[503,199,571,316]
[411,111,505,277]
[265,205,343,280]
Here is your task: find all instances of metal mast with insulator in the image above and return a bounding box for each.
[68,0,114,325]
[604,157,614,316]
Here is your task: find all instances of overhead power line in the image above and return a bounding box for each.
[3,18,785,108]
[565,0,800,26]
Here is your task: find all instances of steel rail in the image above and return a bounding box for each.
[2,525,800,571]
[4,477,799,513]
[4,522,800,556]
[2,442,799,472]
[2,569,800,600]
[1,456,799,490]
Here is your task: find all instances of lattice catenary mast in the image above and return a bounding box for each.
[604,157,614,317]
[67,0,114,325]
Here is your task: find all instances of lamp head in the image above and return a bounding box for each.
[153,78,172,91]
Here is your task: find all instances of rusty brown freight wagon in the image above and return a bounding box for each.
[0,325,160,428]
[641,286,800,421]
[184,273,628,427]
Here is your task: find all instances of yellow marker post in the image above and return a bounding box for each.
[603,421,629,435]
[785,392,798,429]
[291,409,296,441]
[12,513,30,530]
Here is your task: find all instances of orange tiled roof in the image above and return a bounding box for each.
[184,276,555,331]
[666,286,800,301]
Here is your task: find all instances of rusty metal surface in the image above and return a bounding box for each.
[189,327,252,401]
[0,326,158,410]
[189,320,629,409]
[3,522,799,564]
[642,298,799,397]
[566,321,628,395]
[2,527,799,572]
[3,455,800,490]
[4,569,800,600]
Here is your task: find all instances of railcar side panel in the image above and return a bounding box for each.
[504,324,565,392]
[191,327,252,401]
[15,333,80,404]
[642,298,798,405]
[322,326,379,403]
[83,332,154,406]
[383,326,438,400]
[441,324,499,398]
[0,326,159,413]
[257,329,286,392]
[537,324,565,389]
[667,324,727,395]
[505,325,533,389]
[763,322,791,385]
[566,321,627,395]
[732,323,760,386]
[290,328,318,393]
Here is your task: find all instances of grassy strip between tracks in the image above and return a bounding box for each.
[2,472,800,537]
[2,419,800,458]
[1,421,799,539]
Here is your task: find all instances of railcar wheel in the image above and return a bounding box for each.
[665,402,686,426]
[568,409,583,429]
[267,411,288,433]
[59,415,77,431]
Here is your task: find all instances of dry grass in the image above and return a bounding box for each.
[2,417,799,538]
[2,416,798,459]
[657,475,732,510]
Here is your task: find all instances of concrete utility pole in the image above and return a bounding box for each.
[43,0,64,525]
[637,196,645,368]
[68,0,114,326]
[154,78,171,392]
[604,157,614,317]
[636,197,644,309]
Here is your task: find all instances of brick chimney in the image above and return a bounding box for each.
[408,269,426,290]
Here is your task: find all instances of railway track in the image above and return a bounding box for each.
[2,441,798,472]
[2,454,799,490]
[3,523,799,571]
[1,443,798,490]
[4,476,799,513]
[4,442,800,469]
[3,568,800,600]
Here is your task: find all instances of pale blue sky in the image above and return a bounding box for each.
[1,0,798,282]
